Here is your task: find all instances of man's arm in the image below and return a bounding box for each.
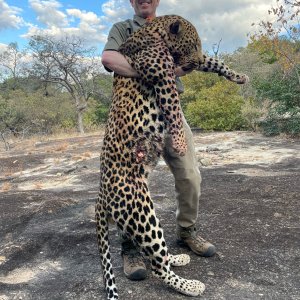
[175,67,193,77]
[101,50,139,77]
[101,50,190,78]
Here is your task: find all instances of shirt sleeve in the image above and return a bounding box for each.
[103,23,129,52]
[102,22,130,72]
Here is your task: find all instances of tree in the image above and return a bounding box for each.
[28,35,106,133]
[0,42,27,89]
[250,0,300,82]
[254,65,300,136]
[249,1,300,136]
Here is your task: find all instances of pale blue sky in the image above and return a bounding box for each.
[0,0,277,54]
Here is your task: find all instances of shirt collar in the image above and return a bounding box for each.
[133,15,148,27]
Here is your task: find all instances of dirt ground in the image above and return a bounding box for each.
[0,131,299,300]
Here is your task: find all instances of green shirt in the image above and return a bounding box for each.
[103,15,184,93]
[103,15,147,51]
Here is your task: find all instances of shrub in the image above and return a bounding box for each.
[254,66,300,136]
[241,97,262,131]
[83,99,110,128]
[184,80,246,131]
[0,89,76,135]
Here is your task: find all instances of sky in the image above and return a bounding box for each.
[0,0,277,55]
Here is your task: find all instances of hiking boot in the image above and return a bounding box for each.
[176,225,216,257]
[121,240,147,281]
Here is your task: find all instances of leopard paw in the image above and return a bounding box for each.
[169,254,190,266]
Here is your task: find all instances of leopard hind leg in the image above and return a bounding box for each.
[149,239,205,296]
[114,189,205,297]
[95,198,118,300]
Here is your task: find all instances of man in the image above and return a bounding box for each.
[101,0,216,281]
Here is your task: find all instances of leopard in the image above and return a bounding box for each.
[95,15,248,300]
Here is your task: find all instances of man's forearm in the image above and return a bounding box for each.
[102,50,191,78]
[101,51,139,77]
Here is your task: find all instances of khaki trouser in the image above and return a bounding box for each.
[163,115,201,228]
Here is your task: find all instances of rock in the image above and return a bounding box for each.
[199,158,212,166]
[206,146,220,152]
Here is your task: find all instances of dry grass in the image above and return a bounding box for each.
[71,151,93,161]
[71,155,84,161]
[0,129,104,154]
[47,129,104,141]
[3,170,14,177]
[34,182,43,189]
[53,158,61,165]
[82,152,92,158]
[1,182,12,192]
[53,143,69,152]
[0,256,6,265]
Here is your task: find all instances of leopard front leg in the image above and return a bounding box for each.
[167,121,187,156]
[128,46,187,156]
[198,55,249,84]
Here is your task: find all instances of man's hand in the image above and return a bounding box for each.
[175,66,193,77]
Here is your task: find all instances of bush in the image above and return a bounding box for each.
[184,80,246,131]
[260,115,300,137]
[254,66,300,136]
[0,89,76,135]
[83,99,110,128]
[259,118,281,136]
[0,93,29,135]
[241,97,262,131]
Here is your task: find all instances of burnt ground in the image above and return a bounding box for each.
[0,131,299,300]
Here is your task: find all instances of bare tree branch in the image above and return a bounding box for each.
[212,39,222,58]
[28,35,105,133]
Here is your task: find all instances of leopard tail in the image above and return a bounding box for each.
[95,198,118,300]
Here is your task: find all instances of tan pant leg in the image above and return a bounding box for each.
[163,116,201,228]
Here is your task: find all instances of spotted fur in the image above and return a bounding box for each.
[199,55,249,84]
[96,15,248,300]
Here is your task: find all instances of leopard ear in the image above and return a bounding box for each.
[169,20,182,34]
